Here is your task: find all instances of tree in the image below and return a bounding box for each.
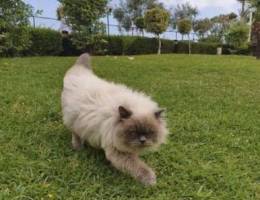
[177,19,192,54]
[210,12,238,43]
[173,2,198,21]
[193,18,213,38]
[134,17,145,36]
[56,5,64,20]
[0,0,33,56]
[144,7,170,54]
[58,0,107,50]
[113,7,125,32]
[248,0,260,20]
[113,0,162,33]
[122,15,132,33]
[170,2,198,39]
[226,22,249,48]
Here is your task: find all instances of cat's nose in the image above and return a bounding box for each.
[139,136,146,144]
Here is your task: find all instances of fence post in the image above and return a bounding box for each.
[32,15,35,28]
[107,14,110,36]
[106,7,112,37]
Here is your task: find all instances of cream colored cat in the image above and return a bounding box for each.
[61,54,168,185]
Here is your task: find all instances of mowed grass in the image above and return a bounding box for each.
[0,54,260,200]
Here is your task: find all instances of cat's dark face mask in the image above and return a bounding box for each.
[117,106,165,151]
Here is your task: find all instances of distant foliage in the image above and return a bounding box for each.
[199,35,223,43]
[225,22,249,48]
[209,12,238,43]
[122,15,132,32]
[173,2,198,20]
[113,0,162,32]
[144,8,170,35]
[247,0,260,21]
[177,19,192,35]
[170,2,198,31]
[26,28,63,56]
[134,17,145,35]
[0,0,33,56]
[193,18,213,38]
[58,0,107,50]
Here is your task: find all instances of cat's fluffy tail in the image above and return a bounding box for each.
[75,53,91,69]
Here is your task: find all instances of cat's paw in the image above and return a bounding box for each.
[71,134,84,151]
[138,168,156,186]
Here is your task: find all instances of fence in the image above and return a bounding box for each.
[29,15,200,41]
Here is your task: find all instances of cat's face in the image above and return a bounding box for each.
[115,106,167,153]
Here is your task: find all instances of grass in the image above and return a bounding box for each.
[0,54,260,200]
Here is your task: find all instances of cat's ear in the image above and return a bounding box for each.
[119,106,132,119]
[154,108,165,119]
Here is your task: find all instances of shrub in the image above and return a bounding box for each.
[93,36,250,56]
[225,22,249,48]
[0,27,31,57]
[123,37,157,55]
[105,36,124,55]
[174,41,218,54]
[199,35,222,43]
[103,36,174,55]
[26,28,63,56]
[0,0,32,57]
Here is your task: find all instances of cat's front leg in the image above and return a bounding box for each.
[105,148,156,185]
[71,132,84,150]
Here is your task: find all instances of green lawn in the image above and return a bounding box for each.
[0,54,260,200]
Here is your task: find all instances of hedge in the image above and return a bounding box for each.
[0,27,252,57]
[25,28,63,56]
[102,36,219,55]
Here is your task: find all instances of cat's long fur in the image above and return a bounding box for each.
[61,53,168,185]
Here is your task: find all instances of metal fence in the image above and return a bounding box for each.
[29,15,199,41]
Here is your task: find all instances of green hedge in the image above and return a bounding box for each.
[25,28,63,56]
[102,36,219,55]
[173,41,219,54]
[1,27,252,57]
[103,36,174,55]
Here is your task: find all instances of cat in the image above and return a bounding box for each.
[61,53,168,185]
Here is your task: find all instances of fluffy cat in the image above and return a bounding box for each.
[61,54,168,185]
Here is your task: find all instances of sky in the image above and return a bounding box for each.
[24,0,241,39]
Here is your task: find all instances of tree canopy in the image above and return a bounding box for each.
[113,0,162,32]
[58,0,108,49]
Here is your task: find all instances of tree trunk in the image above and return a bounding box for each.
[252,22,260,59]
[241,1,245,18]
[188,34,191,55]
[158,34,161,55]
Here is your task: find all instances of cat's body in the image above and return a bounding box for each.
[62,54,168,185]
